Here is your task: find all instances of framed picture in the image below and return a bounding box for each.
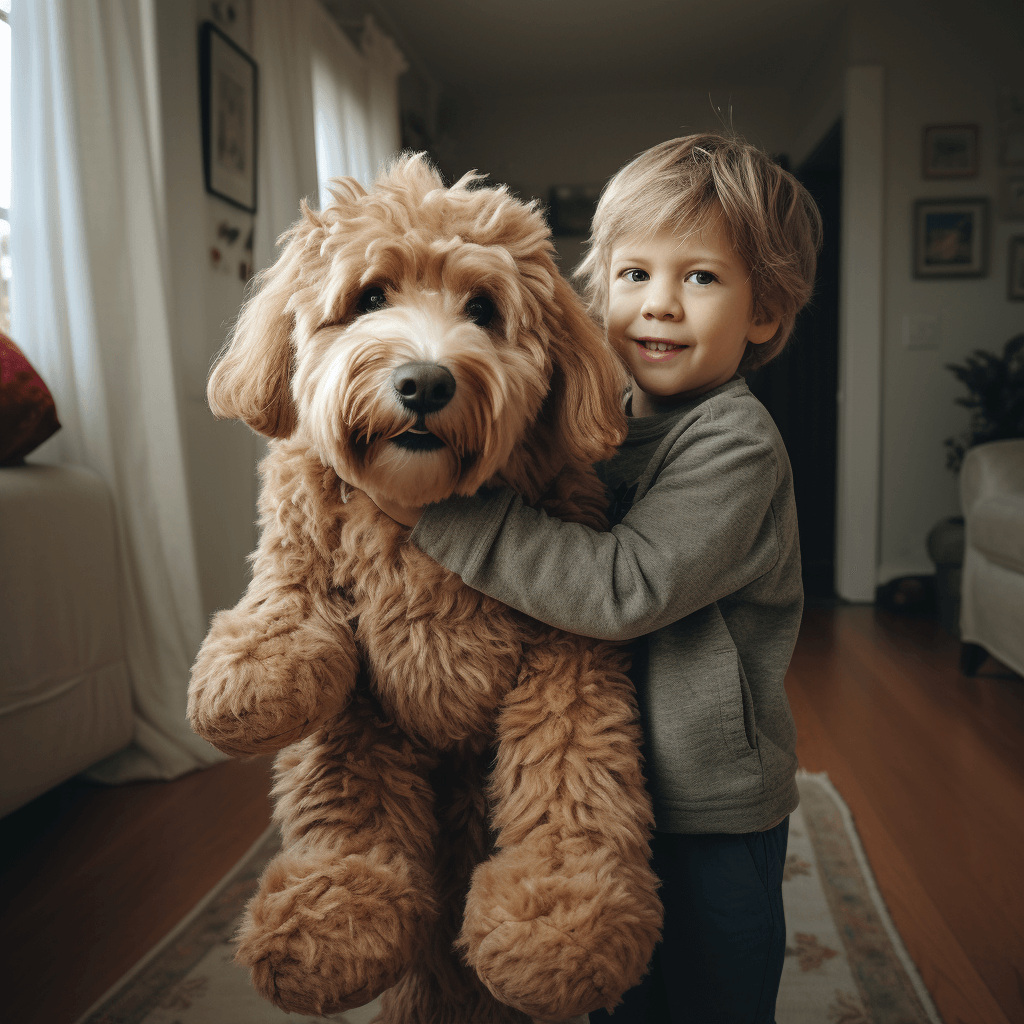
[1001,176,1024,220]
[200,22,258,213]
[922,124,978,178]
[913,198,988,278]
[1009,237,1024,300]
[998,89,1024,167]
[548,185,603,236]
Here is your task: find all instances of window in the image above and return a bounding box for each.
[0,0,11,334]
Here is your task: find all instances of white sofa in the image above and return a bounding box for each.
[959,439,1024,678]
[0,464,133,816]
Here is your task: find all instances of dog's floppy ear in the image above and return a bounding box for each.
[545,272,628,466]
[207,205,321,438]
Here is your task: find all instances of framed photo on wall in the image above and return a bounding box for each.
[1009,237,1024,300]
[1001,176,1024,220]
[913,198,989,278]
[200,22,258,213]
[998,89,1024,166]
[922,125,979,178]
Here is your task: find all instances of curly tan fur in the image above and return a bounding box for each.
[188,154,662,1023]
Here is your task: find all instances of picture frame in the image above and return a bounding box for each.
[200,21,258,213]
[922,124,978,179]
[1009,237,1024,300]
[998,89,1024,167]
[1001,175,1024,221]
[913,198,988,278]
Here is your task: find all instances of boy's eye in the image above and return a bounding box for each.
[686,271,717,286]
[623,269,649,283]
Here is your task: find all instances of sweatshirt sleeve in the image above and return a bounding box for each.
[409,418,784,641]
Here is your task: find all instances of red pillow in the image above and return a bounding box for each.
[0,332,61,464]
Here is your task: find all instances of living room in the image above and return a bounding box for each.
[1,1,1022,1023]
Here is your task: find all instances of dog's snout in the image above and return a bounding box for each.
[391,362,456,414]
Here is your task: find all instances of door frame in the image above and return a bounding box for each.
[834,66,885,602]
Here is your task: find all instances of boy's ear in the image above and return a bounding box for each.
[748,314,781,345]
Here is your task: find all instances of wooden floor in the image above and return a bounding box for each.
[788,605,1024,1024]
[1,604,1022,1024]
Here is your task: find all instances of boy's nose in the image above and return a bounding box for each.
[642,290,682,320]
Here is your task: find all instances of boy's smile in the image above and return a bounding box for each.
[606,218,779,415]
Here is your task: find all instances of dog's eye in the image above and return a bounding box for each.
[356,286,388,314]
[464,295,495,328]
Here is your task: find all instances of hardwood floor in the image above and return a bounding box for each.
[1,605,1022,1024]
[788,605,1024,1024]
[0,754,275,1024]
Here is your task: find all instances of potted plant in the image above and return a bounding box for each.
[928,333,1024,634]
[944,332,1024,470]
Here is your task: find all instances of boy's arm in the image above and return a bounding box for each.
[410,424,787,641]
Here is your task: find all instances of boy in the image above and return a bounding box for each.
[374,133,822,1023]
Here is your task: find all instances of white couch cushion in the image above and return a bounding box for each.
[969,493,1024,575]
[0,464,133,815]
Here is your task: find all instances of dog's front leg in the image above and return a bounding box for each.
[188,571,359,757]
[461,633,663,1022]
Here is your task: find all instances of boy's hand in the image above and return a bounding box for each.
[363,488,424,528]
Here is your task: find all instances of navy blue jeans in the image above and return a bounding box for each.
[591,817,789,1024]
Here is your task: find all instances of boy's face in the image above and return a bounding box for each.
[606,217,778,416]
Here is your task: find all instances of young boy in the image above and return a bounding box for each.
[375,133,821,1023]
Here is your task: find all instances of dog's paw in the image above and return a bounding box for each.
[188,603,360,756]
[235,845,436,1016]
[460,843,662,1021]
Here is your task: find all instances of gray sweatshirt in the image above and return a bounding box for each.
[411,378,802,833]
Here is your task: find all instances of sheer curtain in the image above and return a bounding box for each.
[252,0,320,275]
[10,0,223,782]
[9,0,407,784]
[254,0,407,257]
[310,7,407,206]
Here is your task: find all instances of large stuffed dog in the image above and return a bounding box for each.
[187,154,661,1024]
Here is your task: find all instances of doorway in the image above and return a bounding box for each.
[747,121,841,600]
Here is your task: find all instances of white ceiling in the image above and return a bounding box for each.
[339,0,849,96]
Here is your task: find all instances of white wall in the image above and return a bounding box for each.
[156,0,262,622]
[434,86,800,272]
[849,0,1024,585]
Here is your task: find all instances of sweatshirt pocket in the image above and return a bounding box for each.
[716,651,760,770]
[642,636,763,805]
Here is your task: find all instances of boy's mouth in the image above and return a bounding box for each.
[635,338,685,361]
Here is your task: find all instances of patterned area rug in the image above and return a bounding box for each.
[74,772,943,1024]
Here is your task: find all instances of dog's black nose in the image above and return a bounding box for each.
[391,362,456,414]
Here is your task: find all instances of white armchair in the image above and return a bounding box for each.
[958,439,1024,677]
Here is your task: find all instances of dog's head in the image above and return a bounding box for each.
[208,153,626,505]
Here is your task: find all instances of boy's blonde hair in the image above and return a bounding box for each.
[574,132,823,371]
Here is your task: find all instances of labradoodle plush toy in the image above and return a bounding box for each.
[187,154,662,1024]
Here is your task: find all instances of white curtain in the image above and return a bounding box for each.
[10,0,223,782]
[252,0,320,275]
[253,1,407,262]
[360,16,408,172]
[310,7,407,207]
[9,0,407,784]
